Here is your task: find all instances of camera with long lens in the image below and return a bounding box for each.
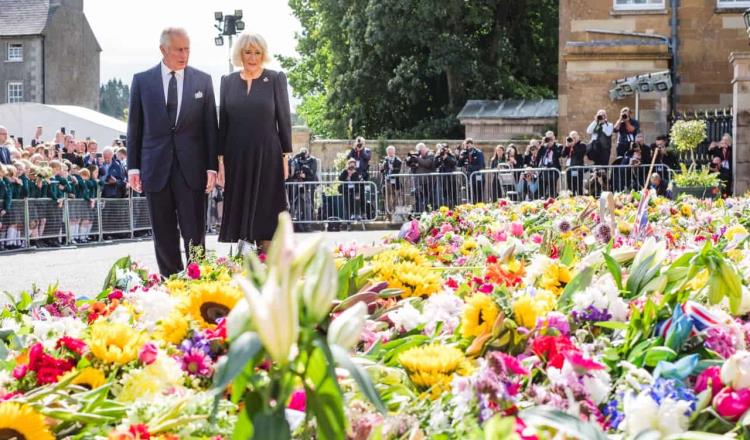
[622,113,628,120]
[566,137,574,144]
[597,115,604,121]
[406,151,420,168]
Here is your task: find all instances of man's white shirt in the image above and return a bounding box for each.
[161,61,184,123]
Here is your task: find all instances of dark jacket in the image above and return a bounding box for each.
[347,148,372,176]
[562,142,587,167]
[459,147,485,173]
[435,152,458,173]
[537,143,562,170]
[98,159,127,198]
[127,64,219,193]
[380,156,403,189]
[411,153,436,174]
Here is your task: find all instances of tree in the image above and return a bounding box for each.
[281,0,558,139]
[99,79,130,120]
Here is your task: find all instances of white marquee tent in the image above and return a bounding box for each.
[0,102,126,145]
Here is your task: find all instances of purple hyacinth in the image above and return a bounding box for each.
[704,326,737,359]
[179,332,212,356]
[571,305,612,323]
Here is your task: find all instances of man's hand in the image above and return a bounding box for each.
[205,172,216,194]
[283,159,289,180]
[218,162,225,187]
[129,173,142,193]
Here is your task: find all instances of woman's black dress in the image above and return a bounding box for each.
[218,69,292,243]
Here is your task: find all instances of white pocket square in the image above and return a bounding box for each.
[194,91,203,99]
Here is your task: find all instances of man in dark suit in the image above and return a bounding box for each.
[98,146,127,198]
[0,126,11,165]
[537,131,562,198]
[127,27,218,276]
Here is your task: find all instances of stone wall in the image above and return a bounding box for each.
[731,52,750,195]
[462,117,558,140]
[559,0,749,143]
[0,36,43,103]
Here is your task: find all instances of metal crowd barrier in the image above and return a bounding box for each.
[288,181,379,226]
[384,172,470,217]
[564,164,673,197]
[470,167,563,203]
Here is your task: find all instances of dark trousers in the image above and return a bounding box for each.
[146,160,206,277]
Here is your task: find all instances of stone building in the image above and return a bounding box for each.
[559,0,749,142]
[0,0,101,109]
[457,99,559,140]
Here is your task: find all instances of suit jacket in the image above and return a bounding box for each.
[127,64,218,193]
[538,143,562,170]
[0,146,10,165]
[99,159,127,198]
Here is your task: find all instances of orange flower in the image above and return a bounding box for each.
[485,260,525,287]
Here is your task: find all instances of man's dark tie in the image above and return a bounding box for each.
[167,71,178,128]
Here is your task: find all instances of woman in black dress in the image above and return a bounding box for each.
[218,32,292,251]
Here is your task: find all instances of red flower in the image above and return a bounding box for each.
[12,364,28,380]
[445,278,459,290]
[496,353,529,376]
[563,350,605,372]
[486,255,498,264]
[714,387,750,421]
[107,289,124,301]
[186,262,201,280]
[139,343,159,365]
[548,245,559,260]
[288,389,307,411]
[128,424,151,440]
[531,335,575,369]
[27,343,75,385]
[56,336,87,357]
[205,319,227,340]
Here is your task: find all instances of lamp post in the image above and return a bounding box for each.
[214,10,246,73]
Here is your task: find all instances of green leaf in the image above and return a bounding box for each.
[306,339,346,440]
[602,252,623,290]
[594,321,629,331]
[101,256,132,292]
[644,346,677,367]
[559,242,575,267]
[482,414,516,439]
[520,406,607,440]
[558,266,594,311]
[211,332,262,396]
[252,410,290,440]
[330,345,386,414]
[337,256,364,300]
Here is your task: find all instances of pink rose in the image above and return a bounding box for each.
[695,366,723,397]
[714,387,750,421]
[288,389,306,411]
[139,342,158,365]
[510,222,524,237]
[563,350,605,372]
[186,263,201,280]
[531,234,543,244]
[12,364,28,380]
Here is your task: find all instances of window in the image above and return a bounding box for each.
[613,0,665,10]
[716,0,750,8]
[7,82,23,103]
[6,43,22,62]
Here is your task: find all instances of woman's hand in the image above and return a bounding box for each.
[218,161,225,187]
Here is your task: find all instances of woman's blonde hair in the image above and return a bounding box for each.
[232,32,271,67]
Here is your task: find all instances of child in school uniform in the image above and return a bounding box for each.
[0,165,11,250]
[28,165,52,246]
[80,167,98,242]
[4,164,27,249]
[68,164,85,243]
[42,160,69,246]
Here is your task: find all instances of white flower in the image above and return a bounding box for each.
[328,302,368,350]
[125,288,178,332]
[623,393,690,436]
[31,316,85,349]
[572,276,628,322]
[427,406,450,434]
[388,301,425,332]
[583,370,611,405]
[422,292,464,335]
[524,255,555,286]
[721,350,750,390]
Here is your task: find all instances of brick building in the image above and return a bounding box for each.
[0,0,101,109]
[559,0,749,143]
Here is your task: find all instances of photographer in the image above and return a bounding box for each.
[288,147,318,231]
[515,166,539,201]
[458,138,485,203]
[339,158,365,227]
[408,143,436,213]
[380,146,403,216]
[538,131,561,198]
[651,135,678,171]
[434,143,458,208]
[613,107,640,157]
[524,140,540,167]
[586,109,614,166]
[347,136,372,177]
[562,131,586,195]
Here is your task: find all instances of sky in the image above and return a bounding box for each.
[84,0,302,106]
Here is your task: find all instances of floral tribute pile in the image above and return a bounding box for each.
[2,193,750,439]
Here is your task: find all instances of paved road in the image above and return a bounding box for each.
[0,231,391,296]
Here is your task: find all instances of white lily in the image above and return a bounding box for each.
[632,237,666,271]
[235,270,299,366]
[327,302,368,350]
[302,247,338,324]
[266,212,296,274]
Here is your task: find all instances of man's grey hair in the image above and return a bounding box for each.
[386,145,396,153]
[0,125,7,134]
[102,146,114,155]
[160,27,189,47]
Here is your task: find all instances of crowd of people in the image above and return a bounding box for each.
[0,125,132,250]
[0,106,734,247]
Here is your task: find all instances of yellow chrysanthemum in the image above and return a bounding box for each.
[153,311,189,345]
[512,290,557,329]
[374,261,441,298]
[539,263,572,296]
[0,402,54,440]
[187,282,243,328]
[680,204,692,217]
[618,222,633,235]
[89,321,146,365]
[63,367,107,390]
[399,345,470,399]
[461,294,499,338]
[460,239,478,256]
[164,279,188,296]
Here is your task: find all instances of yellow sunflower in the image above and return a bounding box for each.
[89,321,146,365]
[461,294,499,338]
[0,402,54,440]
[187,282,243,328]
[539,263,572,296]
[63,367,107,390]
[153,311,189,345]
[399,345,471,399]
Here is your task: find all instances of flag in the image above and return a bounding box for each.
[632,189,651,238]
